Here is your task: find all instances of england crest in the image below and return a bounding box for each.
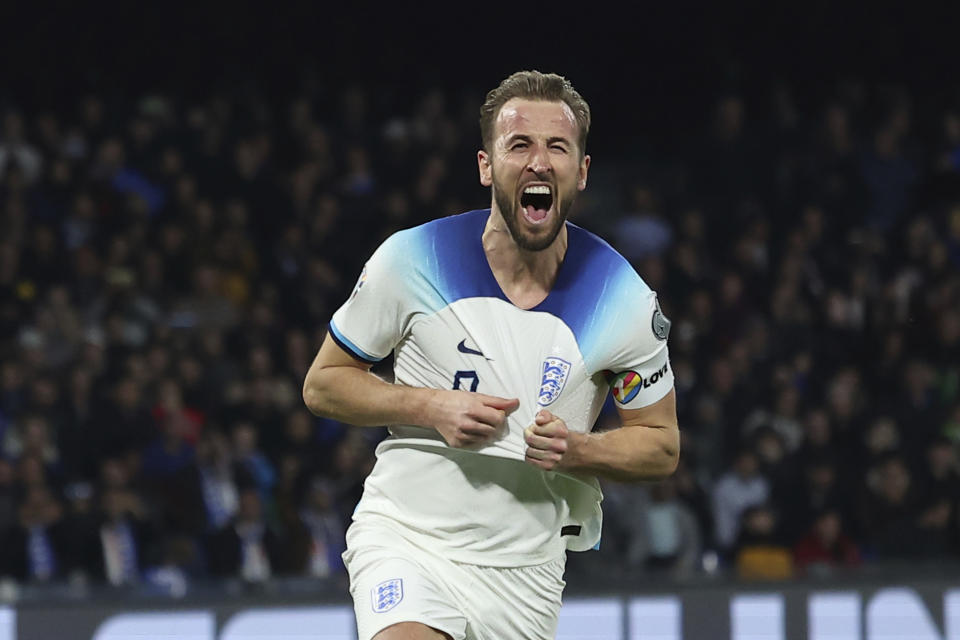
[538,357,571,407]
[371,578,403,613]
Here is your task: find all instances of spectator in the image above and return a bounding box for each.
[859,454,919,559]
[733,505,793,580]
[943,403,960,446]
[917,436,960,500]
[3,413,59,468]
[793,508,861,576]
[164,429,239,536]
[858,416,902,471]
[205,488,283,582]
[742,387,804,453]
[750,425,795,502]
[230,420,276,501]
[58,481,101,582]
[712,449,770,553]
[859,117,918,231]
[0,111,43,184]
[297,477,346,578]
[87,377,153,462]
[671,450,714,546]
[95,487,155,586]
[278,409,326,466]
[141,400,196,481]
[0,459,16,526]
[633,477,702,578]
[781,454,853,542]
[911,495,955,559]
[0,485,66,582]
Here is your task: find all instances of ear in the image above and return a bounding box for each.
[478,149,492,187]
[578,154,591,191]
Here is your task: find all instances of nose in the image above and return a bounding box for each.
[526,144,552,176]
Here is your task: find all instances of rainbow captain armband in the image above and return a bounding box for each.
[602,362,671,407]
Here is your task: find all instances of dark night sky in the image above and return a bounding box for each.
[2,2,959,154]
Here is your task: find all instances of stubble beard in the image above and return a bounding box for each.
[491,170,577,252]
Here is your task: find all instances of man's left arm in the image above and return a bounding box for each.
[524,388,679,481]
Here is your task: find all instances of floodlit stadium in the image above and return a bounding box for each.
[0,5,958,639]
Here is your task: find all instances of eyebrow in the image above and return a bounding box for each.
[505,134,572,146]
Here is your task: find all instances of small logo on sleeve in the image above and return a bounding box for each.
[371,578,404,613]
[538,357,571,406]
[348,265,368,301]
[605,364,669,404]
[652,297,671,340]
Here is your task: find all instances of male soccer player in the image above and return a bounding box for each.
[303,71,679,640]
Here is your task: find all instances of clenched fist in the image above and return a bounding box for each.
[427,389,519,448]
[524,409,569,471]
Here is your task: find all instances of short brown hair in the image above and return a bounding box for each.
[479,71,591,156]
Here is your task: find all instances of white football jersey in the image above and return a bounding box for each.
[331,209,673,566]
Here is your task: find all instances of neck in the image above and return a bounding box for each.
[482,206,567,309]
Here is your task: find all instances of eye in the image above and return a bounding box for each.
[550,144,568,153]
[510,142,528,151]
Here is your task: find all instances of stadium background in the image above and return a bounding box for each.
[1,4,959,639]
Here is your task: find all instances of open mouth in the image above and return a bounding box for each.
[519,184,553,223]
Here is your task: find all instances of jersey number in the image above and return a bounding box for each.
[452,370,479,392]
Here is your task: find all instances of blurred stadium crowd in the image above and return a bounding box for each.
[0,77,958,595]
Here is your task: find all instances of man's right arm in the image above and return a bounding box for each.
[302,332,519,448]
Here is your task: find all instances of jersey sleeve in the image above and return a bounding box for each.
[601,287,674,410]
[329,232,410,364]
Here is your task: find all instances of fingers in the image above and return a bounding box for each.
[446,421,497,447]
[480,395,520,412]
[524,417,569,471]
[446,400,508,448]
[469,404,509,428]
[524,446,564,470]
[461,421,499,438]
[535,409,555,425]
[455,433,494,447]
[527,416,568,439]
[523,425,568,453]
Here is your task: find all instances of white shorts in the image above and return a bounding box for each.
[343,521,566,640]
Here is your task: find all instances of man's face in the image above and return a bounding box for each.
[478,98,590,251]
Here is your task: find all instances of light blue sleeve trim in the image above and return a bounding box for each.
[328,319,383,364]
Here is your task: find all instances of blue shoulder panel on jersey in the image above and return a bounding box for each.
[404,209,648,367]
[328,319,384,364]
[411,209,506,304]
[533,225,648,368]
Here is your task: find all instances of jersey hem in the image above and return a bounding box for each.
[348,512,567,569]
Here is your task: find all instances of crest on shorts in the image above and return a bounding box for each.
[538,357,571,407]
[371,578,403,613]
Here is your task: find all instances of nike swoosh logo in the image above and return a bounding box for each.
[457,339,488,359]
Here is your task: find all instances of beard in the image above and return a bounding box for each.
[491,169,579,252]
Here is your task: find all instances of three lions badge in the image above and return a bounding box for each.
[371,578,403,613]
[538,357,571,407]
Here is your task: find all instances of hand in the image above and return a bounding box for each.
[427,390,519,448]
[524,409,569,471]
